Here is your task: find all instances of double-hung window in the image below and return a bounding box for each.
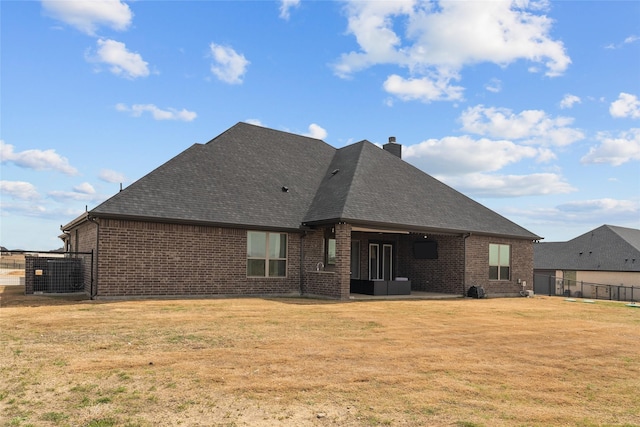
[247,231,287,277]
[489,244,510,280]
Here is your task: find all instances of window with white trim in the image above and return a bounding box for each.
[247,231,287,277]
[489,244,510,280]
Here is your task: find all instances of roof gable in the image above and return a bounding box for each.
[90,122,335,230]
[305,140,539,238]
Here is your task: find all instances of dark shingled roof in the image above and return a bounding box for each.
[87,122,540,239]
[534,225,640,272]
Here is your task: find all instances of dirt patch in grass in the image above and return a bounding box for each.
[1,285,639,426]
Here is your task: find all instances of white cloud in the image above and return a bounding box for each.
[556,198,638,215]
[610,93,640,119]
[581,128,640,166]
[560,94,581,109]
[441,172,575,198]
[303,123,328,140]
[485,78,502,93]
[0,140,78,175]
[459,105,584,146]
[244,119,264,127]
[526,199,640,226]
[605,35,640,50]
[404,135,539,175]
[383,74,464,103]
[0,201,49,218]
[334,0,570,101]
[0,181,40,200]
[504,198,640,235]
[48,186,103,202]
[99,169,126,183]
[42,0,133,36]
[116,103,197,121]
[88,39,150,79]
[73,182,96,195]
[279,0,300,20]
[209,43,250,84]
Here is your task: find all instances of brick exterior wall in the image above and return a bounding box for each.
[72,220,98,295]
[66,217,534,299]
[398,234,466,294]
[88,219,302,298]
[303,271,339,298]
[301,229,325,273]
[335,223,352,299]
[300,229,339,299]
[465,234,534,296]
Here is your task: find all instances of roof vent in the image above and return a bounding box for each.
[383,136,401,158]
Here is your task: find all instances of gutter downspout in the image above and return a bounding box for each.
[60,230,71,252]
[463,233,471,297]
[88,216,100,299]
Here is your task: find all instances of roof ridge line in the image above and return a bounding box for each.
[336,141,368,220]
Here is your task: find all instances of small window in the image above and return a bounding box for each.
[326,238,336,265]
[489,244,510,280]
[247,231,287,277]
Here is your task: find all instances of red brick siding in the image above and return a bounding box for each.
[303,271,339,298]
[302,229,325,272]
[465,235,534,296]
[73,220,98,294]
[93,219,301,297]
[335,223,352,299]
[398,234,465,294]
[300,225,351,300]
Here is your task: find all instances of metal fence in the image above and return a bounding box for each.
[17,251,94,294]
[0,259,25,269]
[534,273,637,302]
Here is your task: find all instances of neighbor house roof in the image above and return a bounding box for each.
[534,225,640,272]
[70,122,540,239]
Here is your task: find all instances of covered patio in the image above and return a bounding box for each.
[303,222,470,299]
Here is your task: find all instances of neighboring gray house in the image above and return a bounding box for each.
[534,224,640,299]
[56,122,540,300]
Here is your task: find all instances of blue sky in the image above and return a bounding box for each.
[1,0,639,250]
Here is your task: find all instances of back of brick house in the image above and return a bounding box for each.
[58,123,540,300]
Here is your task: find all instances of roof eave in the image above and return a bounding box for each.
[303,218,541,240]
[61,212,90,232]
[87,212,306,233]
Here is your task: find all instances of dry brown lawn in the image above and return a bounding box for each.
[1,285,639,427]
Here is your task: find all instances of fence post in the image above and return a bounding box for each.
[90,249,94,299]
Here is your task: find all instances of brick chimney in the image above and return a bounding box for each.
[383,136,401,158]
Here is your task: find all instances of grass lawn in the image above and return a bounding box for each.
[1,285,639,426]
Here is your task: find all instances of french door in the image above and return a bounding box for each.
[369,243,393,280]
